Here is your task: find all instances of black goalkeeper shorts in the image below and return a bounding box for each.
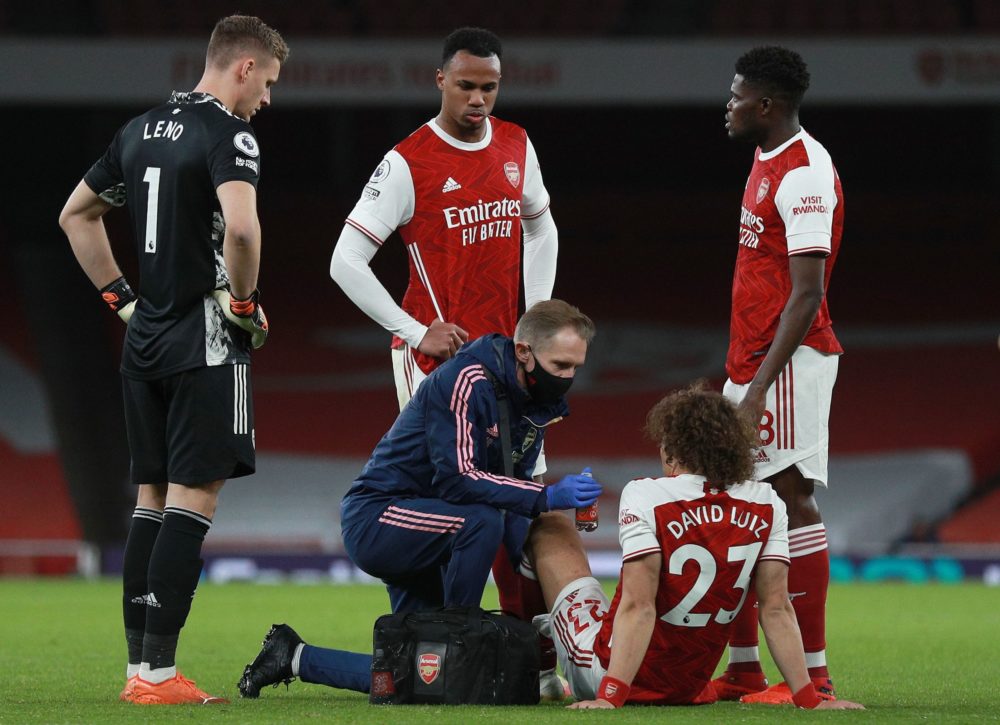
[122,363,255,486]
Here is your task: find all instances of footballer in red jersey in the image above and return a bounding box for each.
[714,46,845,706]
[328,27,562,701]
[330,27,556,411]
[524,385,863,710]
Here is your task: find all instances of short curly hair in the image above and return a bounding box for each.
[644,381,757,489]
[735,46,810,108]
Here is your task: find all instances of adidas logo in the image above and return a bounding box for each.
[131,592,163,608]
[442,177,462,193]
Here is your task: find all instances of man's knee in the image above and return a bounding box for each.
[461,505,504,545]
[526,512,582,561]
[529,511,576,544]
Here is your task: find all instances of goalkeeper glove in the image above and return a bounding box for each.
[213,288,269,349]
[99,276,136,324]
[546,468,602,510]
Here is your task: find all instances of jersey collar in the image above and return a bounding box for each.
[757,128,807,161]
[169,91,235,117]
[426,117,493,151]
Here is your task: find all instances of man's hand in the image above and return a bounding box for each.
[99,276,137,324]
[567,699,614,709]
[736,384,768,432]
[417,319,469,360]
[546,468,602,510]
[213,288,268,349]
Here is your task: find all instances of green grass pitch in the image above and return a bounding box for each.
[1,580,997,723]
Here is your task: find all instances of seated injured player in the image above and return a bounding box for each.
[523,383,863,710]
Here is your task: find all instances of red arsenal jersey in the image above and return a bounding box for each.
[593,475,789,705]
[346,117,549,375]
[727,129,844,384]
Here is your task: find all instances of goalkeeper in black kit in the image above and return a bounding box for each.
[59,14,286,705]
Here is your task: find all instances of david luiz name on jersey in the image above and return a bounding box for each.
[443,197,521,247]
[662,503,770,540]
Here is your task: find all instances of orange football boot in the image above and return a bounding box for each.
[129,673,229,705]
[710,671,769,700]
[740,678,836,705]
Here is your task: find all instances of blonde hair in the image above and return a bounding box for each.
[514,300,595,353]
[206,15,289,69]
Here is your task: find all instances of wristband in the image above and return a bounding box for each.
[228,289,259,317]
[596,676,630,708]
[99,276,136,312]
[792,682,821,709]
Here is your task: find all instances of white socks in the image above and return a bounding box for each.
[138,662,176,683]
[291,643,305,677]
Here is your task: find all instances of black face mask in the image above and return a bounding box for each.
[524,351,573,405]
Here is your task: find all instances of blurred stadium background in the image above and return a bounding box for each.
[1,0,998,587]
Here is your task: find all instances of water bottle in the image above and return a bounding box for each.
[575,469,598,532]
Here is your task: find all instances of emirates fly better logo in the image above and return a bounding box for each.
[418,653,442,684]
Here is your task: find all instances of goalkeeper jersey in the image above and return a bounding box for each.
[84,91,261,380]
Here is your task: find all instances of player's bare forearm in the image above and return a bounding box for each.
[218,180,261,299]
[746,290,821,390]
[759,598,811,695]
[222,225,260,299]
[743,255,825,399]
[755,560,811,695]
[59,181,122,288]
[603,599,657,687]
[603,554,661,688]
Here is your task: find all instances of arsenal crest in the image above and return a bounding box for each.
[755,177,771,204]
[418,653,441,684]
[504,161,520,188]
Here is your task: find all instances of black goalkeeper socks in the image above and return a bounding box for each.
[141,507,211,668]
[122,507,163,664]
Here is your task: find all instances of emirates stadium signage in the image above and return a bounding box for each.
[3,38,999,104]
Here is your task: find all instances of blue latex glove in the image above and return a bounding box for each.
[546,467,602,510]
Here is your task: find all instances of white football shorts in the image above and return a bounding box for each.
[723,345,839,487]
[533,576,609,700]
[391,346,428,412]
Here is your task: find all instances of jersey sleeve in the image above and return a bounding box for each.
[619,481,662,561]
[774,164,835,256]
[759,494,790,563]
[208,121,261,189]
[424,364,547,518]
[83,126,127,207]
[520,135,551,220]
[344,150,414,244]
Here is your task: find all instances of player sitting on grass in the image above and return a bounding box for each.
[525,383,864,709]
[238,384,863,710]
